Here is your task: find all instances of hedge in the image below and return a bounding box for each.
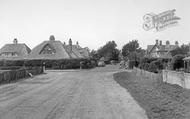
[0,67,43,85]
[0,59,97,70]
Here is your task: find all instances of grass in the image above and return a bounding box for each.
[113,71,190,119]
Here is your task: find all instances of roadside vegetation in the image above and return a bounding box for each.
[114,71,190,119]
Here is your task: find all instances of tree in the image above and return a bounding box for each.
[97,41,119,61]
[170,44,189,56]
[122,40,140,57]
[122,40,145,62]
[171,54,185,70]
[90,50,99,60]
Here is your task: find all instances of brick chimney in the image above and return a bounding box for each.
[13,38,18,44]
[69,38,72,52]
[49,35,55,41]
[156,39,159,45]
[175,41,179,46]
[159,40,162,46]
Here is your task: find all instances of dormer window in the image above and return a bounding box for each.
[40,44,56,54]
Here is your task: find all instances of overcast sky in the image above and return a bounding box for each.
[0,0,189,50]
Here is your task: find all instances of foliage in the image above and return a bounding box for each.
[148,61,158,73]
[171,54,185,70]
[139,58,164,73]
[170,44,189,56]
[0,67,43,85]
[122,40,145,64]
[90,50,99,60]
[97,41,119,61]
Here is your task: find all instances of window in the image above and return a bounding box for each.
[0,52,18,57]
[40,44,56,54]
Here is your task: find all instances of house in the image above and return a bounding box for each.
[0,39,31,60]
[28,35,90,60]
[146,39,179,59]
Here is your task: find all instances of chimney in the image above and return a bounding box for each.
[166,40,170,45]
[13,38,18,44]
[63,42,66,45]
[159,40,162,46]
[156,39,159,45]
[175,41,179,46]
[49,35,55,41]
[69,38,72,52]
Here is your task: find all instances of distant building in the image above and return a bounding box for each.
[28,35,90,60]
[0,38,31,60]
[146,39,179,59]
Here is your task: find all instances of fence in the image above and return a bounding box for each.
[0,67,43,85]
[133,67,162,83]
[133,67,190,89]
[162,70,190,89]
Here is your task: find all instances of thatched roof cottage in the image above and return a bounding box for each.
[0,39,31,60]
[28,35,90,60]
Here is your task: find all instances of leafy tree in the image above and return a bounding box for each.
[171,54,185,70]
[90,50,99,60]
[122,40,141,57]
[97,41,119,61]
[122,40,145,65]
[170,44,189,56]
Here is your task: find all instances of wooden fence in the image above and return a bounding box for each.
[133,67,163,83]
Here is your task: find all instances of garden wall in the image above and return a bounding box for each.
[133,67,162,83]
[162,70,190,89]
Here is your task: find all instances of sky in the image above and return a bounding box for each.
[0,0,189,50]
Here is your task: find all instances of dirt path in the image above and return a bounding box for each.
[0,65,147,119]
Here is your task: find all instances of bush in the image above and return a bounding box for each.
[171,54,185,70]
[0,67,43,85]
[0,59,96,70]
[148,61,158,73]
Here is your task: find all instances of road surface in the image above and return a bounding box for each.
[0,65,147,119]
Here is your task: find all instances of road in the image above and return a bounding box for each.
[0,65,147,119]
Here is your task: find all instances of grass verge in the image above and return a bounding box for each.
[113,71,190,119]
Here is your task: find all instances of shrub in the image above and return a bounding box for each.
[148,61,158,73]
[171,54,185,70]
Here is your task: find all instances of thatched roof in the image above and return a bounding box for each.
[64,45,84,59]
[0,43,31,60]
[28,40,71,60]
[73,45,90,59]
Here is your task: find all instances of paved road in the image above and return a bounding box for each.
[0,65,147,119]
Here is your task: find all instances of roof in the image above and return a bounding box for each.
[0,43,31,60]
[147,44,178,54]
[28,40,71,60]
[64,45,84,59]
[72,45,90,59]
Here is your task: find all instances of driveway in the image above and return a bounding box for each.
[0,65,147,119]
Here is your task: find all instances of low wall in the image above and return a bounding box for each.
[162,70,190,89]
[134,68,190,89]
[133,67,162,83]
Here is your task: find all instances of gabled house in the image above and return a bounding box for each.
[0,39,31,60]
[146,40,179,59]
